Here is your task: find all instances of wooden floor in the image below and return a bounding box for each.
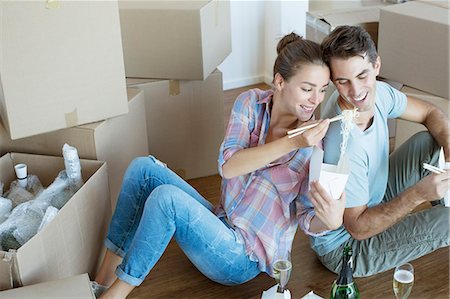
[128,85,449,299]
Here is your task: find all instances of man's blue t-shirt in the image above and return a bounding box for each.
[310,81,407,256]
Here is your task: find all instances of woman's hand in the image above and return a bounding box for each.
[308,180,346,230]
[288,119,330,149]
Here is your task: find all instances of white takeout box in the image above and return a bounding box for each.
[438,148,450,207]
[309,146,349,200]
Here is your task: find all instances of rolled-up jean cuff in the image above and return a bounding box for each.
[115,266,144,286]
[104,238,126,258]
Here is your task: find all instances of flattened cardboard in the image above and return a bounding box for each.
[127,70,224,179]
[119,0,231,80]
[0,1,128,139]
[378,1,450,98]
[0,153,110,290]
[1,89,148,209]
[0,273,94,298]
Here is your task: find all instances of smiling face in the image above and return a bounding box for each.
[276,64,330,122]
[330,53,381,114]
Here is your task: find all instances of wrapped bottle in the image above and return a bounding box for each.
[330,246,360,299]
[4,164,43,207]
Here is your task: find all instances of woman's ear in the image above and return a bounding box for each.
[274,73,285,91]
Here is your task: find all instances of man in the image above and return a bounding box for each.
[306,25,450,277]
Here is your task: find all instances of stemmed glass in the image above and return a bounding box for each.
[393,263,414,299]
[272,251,292,294]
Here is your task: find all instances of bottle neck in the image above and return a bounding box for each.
[336,252,354,285]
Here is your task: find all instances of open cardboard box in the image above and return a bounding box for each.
[0,153,110,291]
[309,146,349,200]
[0,273,94,298]
[1,88,148,210]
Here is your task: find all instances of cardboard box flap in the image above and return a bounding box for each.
[382,1,449,23]
[119,0,209,10]
[0,273,94,298]
[313,7,381,27]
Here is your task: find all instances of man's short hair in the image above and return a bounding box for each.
[321,25,378,66]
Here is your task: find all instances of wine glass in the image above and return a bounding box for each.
[272,251,292,294]
[393,263,414,299]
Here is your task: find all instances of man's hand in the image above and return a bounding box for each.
[308,180,346,230]
[413,170,450,203]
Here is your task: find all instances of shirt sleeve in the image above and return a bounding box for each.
[378,81,407,119]
[218,90,255,176]
[296,195,330,237]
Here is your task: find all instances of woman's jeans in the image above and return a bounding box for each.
[105,156,260,286]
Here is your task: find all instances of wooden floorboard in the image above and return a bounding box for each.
[128,85,449,299]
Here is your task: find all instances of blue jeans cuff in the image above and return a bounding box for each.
[115,265,144,286]
[104,238,126,258]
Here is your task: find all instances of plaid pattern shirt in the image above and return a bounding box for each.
[215,88,318,275]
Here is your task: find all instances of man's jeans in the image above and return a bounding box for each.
[319,131,450,277]
[105,156,260,286]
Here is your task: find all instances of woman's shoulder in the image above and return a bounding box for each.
[234,88,273,107]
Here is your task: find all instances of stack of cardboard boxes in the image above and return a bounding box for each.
[0,0,231,296]
[377,1,449,149]
[120,0,231,179]
[306,0,449,150]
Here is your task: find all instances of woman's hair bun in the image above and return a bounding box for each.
[276,32,303,55]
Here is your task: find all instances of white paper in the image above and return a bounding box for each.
[438,147,450,207]
[261,284,291,299]
[310,146,349,200]
[301,291,324,299]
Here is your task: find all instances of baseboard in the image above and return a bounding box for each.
[223,75,265,90]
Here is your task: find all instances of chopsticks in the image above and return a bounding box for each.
[287,114,345,139]
[423,163,446,174]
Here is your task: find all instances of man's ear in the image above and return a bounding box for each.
[373,56,381,76]
[274,73,285,91]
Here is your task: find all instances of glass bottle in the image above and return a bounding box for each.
[330,246,360,299]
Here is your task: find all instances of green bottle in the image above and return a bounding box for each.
[330,246,360,299]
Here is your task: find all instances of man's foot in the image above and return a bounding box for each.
[90,281,109,298]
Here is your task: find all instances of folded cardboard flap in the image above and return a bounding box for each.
[0,153,110,290]
[0,273,94,298]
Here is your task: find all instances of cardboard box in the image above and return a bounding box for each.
[0,273,94,298]
[395,86,449,149]
[119,0,231,80]
[306,3,388,45]
[0,1,128,140]
[1,89,148,209]
[378,1,450,99]
[0,153,110,290]
[127,70,225,179]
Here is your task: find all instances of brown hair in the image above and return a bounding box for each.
[321,25,378,66]
[273,32,325,83]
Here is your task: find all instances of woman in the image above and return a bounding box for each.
[94,33,346,299]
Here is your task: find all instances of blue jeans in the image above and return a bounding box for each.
[105,156,260,286]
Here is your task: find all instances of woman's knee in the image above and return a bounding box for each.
[144,184,186,213]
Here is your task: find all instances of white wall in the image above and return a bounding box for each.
[219,0,308,90]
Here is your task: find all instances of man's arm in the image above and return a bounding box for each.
[399,96,450,160]
[343,170,450,240]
